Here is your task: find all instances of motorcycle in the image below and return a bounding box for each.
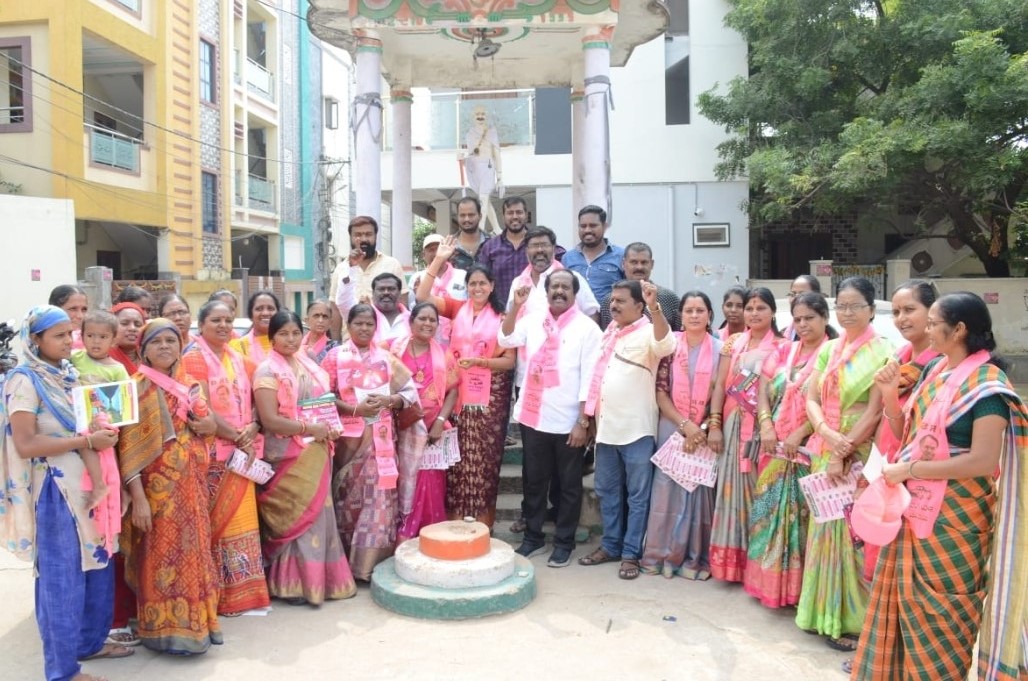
[0,319,17,375]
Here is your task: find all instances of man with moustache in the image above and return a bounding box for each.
[338,272,409,344]
[562,205,624,304]
[578,279,676,580]
[499,269,602,567]
[330,215,406,339]
[450,197,491,271]
[598,242,681,332]
[477,196,567,304]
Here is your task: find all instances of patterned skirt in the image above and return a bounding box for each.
[333,435,399,581]
[709,409,758,582]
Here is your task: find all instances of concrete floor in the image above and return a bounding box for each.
[0,546,852,681]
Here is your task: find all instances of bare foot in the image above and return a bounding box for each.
[85,483,109,510]
[72,674,108,681]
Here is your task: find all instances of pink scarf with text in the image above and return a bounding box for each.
[520,306,581,428]
[725,329,781,442]
[774,338,827,441]
[670,332,715,424]
[194,336,257,460]
[267,349,331,450]
[451,302,503,410]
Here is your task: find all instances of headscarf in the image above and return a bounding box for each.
[111,301,146,319]
[11,305,78,432]
[138,317,180,360]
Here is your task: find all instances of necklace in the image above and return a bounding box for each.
[410,342,430,385]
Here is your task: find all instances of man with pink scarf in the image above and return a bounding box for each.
[499,269,602,567]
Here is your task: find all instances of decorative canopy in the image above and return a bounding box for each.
[307,0,669,88]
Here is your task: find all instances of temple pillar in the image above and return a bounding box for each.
[580,28,614,220]
[391,87,413,265]
[353,30,383,226]
[571,85,585,221]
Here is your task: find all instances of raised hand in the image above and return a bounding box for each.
[641,281,658,309]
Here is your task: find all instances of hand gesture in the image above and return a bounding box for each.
[434,236,457,265]
[188,412,218,436]
[355,397,380,418]
[308,422,330,441]
[641,281,658,309]
[874,359,901,397]
[511,286,531,309]
[348,246,365,267]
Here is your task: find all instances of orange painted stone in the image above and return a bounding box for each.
[418,520,490,561]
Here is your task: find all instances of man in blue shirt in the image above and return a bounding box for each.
[561,205,625,303]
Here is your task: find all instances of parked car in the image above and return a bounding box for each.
[775,297,905,347]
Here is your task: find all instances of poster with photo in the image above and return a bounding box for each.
[72,380,139,432]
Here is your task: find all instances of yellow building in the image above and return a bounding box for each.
[0,0,233,294]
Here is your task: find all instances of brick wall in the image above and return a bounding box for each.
[754,209,859,277]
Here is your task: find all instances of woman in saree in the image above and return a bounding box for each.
[850,292,1027,681]
[117,318,222,655]
[180,300,270,616]
[716,286,747,341]
[253,310,356,605]
[2,306,126,681]
[707,286,787,582]
[109,302,146,376]
[322,304,419,581]
[230,290,280,364]
[156,293,194,350]
[389,302,461,541]
[300,299,337,365]
[416,245,516,528]
[745,291,833,608]
[640,291,723,580]
[795,276,892,652]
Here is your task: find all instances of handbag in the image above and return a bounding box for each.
[395,401,425,430]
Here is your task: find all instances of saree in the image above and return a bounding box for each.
[392,336,460,541]
[640,336,723,580]
[117,365,222,654]
[254,355,356,604]
[180,344,270,614]
[323,343,418,581]
[744,340,824,608]
[710,331,786,582]
[795,333,892,638]
[852,363,1028,681]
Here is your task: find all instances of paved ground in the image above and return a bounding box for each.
[1,544,853,681]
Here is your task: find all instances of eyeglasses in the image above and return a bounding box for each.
[164,309,190,318]
[832,303,871,314]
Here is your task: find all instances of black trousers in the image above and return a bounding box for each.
[519,424,584,550]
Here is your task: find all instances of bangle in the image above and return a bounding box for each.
[435,416,446,423]
[678,420,688,432]
[908,460,923,480]
[425,269,438,279]
[299,421,307,435]
[352,403,358,417]
[84,433,93,450]
[883,410,901,423]
[648,304,662,314]
[124,473,141,485]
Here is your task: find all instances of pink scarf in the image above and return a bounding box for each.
[193,336,256,460]
[819,324,877,433]
[430,268,457,344]
[391,335,447,412]
[374,304,410,344]
[244,328,270,364]
[774,338,827,441]
[876,343,940,456]
[584,316,650,417]
[267,349,331,449]
[301,331,329,361]
[451,301,503,410]
[900,350,991,537]
[670,332,715,424]
[520,306,581,428]
[136,364,192,422]
[332,341,398,487]
[724,329,780,442]
[79,412,121,553]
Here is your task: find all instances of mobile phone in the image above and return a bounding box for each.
[360,242,375,258]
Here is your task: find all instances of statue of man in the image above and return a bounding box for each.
[462,106,503,235]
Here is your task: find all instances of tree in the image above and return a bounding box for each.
[698,0,1028,276]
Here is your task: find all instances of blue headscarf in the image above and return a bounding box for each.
[8,305,78,432]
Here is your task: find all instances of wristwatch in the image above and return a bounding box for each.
[576,416,590,429]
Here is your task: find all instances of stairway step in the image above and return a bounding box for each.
[498,463,523,494]
[502,445,523,466]
[494,493,523,521]
[493,522,593,546]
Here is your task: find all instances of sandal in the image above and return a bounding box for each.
[618,559,640,580]
[577,547,618,566]
[79,642,135,661]
[826,635,859,652]
[841,659,854,674]
[105,627,140,647]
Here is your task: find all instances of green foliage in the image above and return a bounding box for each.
[698,0,1028,275]
[411,216,438,269]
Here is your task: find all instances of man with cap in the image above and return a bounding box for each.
[408,234,466,345]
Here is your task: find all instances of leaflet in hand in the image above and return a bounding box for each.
[798,464,863,523]
[650,432,718,492]
[227,448,274,485]
[72,380,139,432]
[354,384,389,424]
[419,429,460,470]
[771,442,813,466]
[298,393,343,437]
[725,368,759,415]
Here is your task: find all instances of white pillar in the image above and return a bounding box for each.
[353,31,383,227]
[581,29,613,220]
[391,88,413,266]
[571,86,585,223]
[810,259,834,296]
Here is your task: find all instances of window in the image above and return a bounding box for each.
[0,38,32,132]
[199,40,216,104]
[201,171,218,233]
[324,97,339,130]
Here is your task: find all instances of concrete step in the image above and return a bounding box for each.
[498,463,523,495]
[492,522,593,547]
[502,444,523,466]
[495,492,522,521]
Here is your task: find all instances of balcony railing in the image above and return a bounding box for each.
[111,0,141,11]
[246,57,274,102]
[86,124,142,173]
[246,173,275,212]
[0,106,26,125]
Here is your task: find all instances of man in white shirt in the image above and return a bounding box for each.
[407,233,467,307]
[329,215,406,339]
[499,269,602,567]
[577,279,676,579]
[338,272,409,344]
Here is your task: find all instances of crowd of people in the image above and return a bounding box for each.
[1,196,1025,681]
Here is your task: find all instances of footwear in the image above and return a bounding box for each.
[826,635,859,652]
[284,597,307,606]
[509,517,527,533]
[79,642,135,661]
[514,542,546,558]
[547,547,572,568]
[105,627,140,646]
[577,547,618,566]
[841,659,854,674]
[618,559,641,580]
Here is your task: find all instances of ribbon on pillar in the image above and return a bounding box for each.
[351,92,384,144]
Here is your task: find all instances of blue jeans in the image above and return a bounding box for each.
[35,474,114,681]
[594,436,655,560]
